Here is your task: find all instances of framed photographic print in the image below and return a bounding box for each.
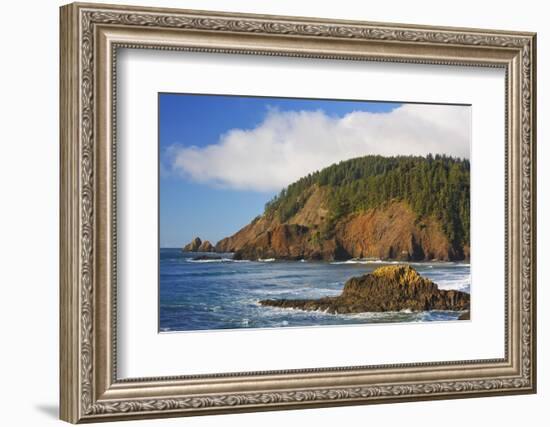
[60,2,537,423]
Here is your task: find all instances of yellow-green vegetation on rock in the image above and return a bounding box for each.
[371,264,427,282]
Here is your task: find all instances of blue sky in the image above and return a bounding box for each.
[159,93,401,248]
[159,93,469,248]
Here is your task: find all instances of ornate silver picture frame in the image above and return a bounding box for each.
[60,2,536,423]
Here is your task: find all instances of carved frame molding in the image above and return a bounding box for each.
[60,2,536,423]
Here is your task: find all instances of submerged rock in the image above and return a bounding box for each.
[260,265,470,314]
[183,237,202,252]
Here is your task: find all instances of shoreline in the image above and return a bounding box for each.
[164,248,470,266]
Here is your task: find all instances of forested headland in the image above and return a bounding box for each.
[214,154,470,262]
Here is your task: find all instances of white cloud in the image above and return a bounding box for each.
[167,103,470,192]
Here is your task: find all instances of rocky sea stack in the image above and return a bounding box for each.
[260,265,470,314]
[183,237,202,252]
[182,237,216,252]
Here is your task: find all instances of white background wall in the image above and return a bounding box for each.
[0,0,545,426]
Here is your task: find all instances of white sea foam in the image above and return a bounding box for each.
[252,287,341,297]
[262,304,400,319]
[259,301,461,323]
[258,258,276,262]
[330,259,412,265]
[329,259,470,268]
[185,258,250,263]
[436,277,471,292]
[329,259,369,265]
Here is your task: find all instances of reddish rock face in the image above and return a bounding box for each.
[334,202,458,261]
[231,224,347,261]
[260,265,470,314]
[216,186,467,261]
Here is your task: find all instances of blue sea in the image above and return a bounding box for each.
[159,248,471,332]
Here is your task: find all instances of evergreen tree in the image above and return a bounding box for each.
[264,155,470,247]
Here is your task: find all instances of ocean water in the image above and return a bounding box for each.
[159,248,471,332]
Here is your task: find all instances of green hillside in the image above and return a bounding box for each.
[264,154,470,248]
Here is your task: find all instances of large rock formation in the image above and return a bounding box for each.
[198,240,215,252]
[216,155,470,261]
[218,194,463,261]
[182,237,202,252]
[260,265,470,313]
[230,221,349,261]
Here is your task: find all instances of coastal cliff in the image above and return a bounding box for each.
[260,265,470,313]
[216,155,470,261]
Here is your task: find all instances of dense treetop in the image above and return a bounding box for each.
[264,154,470,247]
